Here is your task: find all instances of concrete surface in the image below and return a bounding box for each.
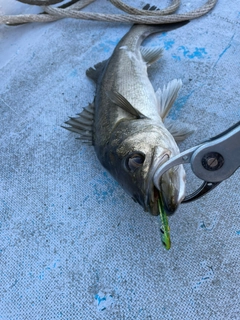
[0,1,239,319]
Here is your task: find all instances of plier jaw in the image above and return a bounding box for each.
[155,121,240,203]
[182,181,221,203]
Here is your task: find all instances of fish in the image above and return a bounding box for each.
[63,21,193,216]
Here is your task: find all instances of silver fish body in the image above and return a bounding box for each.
[65,22,191,215]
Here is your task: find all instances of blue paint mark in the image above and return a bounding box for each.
[214,33,235,67]
[38,260,61,280]
[99,43,111,53]
[236,230,240,236]
[69,69,78,77]
[218,44,231,59]
[39,272,44,280]
[103,171,108,177]
[199,221,206,229]
[188,47,207,59]
[95,293,114,311]
[163,39,175,50]
[169,90,194,120]
[178,46,207,59]
[106,39,120,46]
[91,171,119,203]
[95,294,106,304]
[178,46,190,57]
[171,54,181,61]
[92,183,116,203]
[157,32,167,39]
[198,221,213,231]
[99,39,120,53]
[192,265,214,291]
[198,218,218,231]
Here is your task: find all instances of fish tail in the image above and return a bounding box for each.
[122,21,189,50]
[133,20,189,38]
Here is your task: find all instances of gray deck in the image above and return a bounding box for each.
[0,1,240,319]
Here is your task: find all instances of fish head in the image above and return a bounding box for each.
[110,124,186,216]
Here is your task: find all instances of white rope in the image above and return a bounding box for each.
[0,0,218,25]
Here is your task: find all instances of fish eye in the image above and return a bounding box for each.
[125,152,145,172]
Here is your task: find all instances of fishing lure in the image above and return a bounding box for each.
[158,192,171,250]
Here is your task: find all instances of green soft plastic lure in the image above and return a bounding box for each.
[158,193,171,250]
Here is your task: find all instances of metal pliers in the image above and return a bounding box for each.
[155,121,240,202]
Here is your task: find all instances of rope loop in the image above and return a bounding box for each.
[0,0,218,25]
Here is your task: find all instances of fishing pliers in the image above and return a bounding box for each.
[154,121,240,202]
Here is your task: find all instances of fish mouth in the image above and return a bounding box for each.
[146,153,185,216]
[148,186,162,215]
[145,153,170,216]
[157,171,180,215]
[154,164,186,215]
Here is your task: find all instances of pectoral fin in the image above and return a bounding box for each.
[107,91,147,119]
[156,79,182,120]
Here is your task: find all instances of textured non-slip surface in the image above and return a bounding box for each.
[0,1,239,319]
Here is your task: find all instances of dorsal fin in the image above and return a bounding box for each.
[140,46,163,66]
[107,91,147,119]
[86,59,108,82]
[62,102,94,145]
[156,79,182,120]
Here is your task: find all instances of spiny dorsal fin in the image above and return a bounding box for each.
[107,91,147,119]
[140,46,163,66]
[156,79,182,120]
[65,118,91,131]
[165,120,194,142]
[62,125,92,136]
[86,59,108,82]
[62,102,94,145]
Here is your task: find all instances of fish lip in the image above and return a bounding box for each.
[145,153,170,215]
[159,177,179,215]
[153,163,186,215]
